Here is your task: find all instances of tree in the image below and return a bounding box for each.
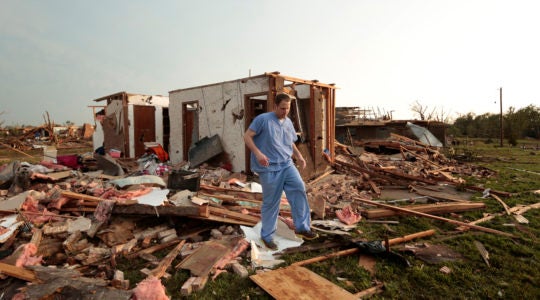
[410,100,451,122]
[410,100,429,120]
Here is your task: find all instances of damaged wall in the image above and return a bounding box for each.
[92,92,169,158]
[169,76,269,171]
[169,73,337,178]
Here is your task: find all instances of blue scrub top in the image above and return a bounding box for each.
[249,112,297,173]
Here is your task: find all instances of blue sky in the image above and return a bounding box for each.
[1,0,539,126]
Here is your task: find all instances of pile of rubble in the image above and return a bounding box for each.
[0,133,536,299]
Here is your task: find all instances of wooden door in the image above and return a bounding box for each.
[133,105,156,157]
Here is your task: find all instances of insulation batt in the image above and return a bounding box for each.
[132,276,170,300]
[335,205,362,225]
[15,243,43,267]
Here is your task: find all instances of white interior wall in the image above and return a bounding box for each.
[92,121,104,150]
[169,77,269,171]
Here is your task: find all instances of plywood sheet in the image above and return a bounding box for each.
[250,265,356,300]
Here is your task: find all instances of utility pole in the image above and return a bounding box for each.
[499,87,503,147]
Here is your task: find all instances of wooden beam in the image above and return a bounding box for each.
[291,229,436,267]
[125,238,182,259]
[60,190,109,202]
[364,202,485,219]
[0,262,38,282]
[0,141,34,158]
[150,240,186,279]
[208,206,260,224]
[354,197,514,237]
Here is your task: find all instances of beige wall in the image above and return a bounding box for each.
[169,77,269,172]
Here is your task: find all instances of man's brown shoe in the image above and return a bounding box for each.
[295,230,319,240]
[261,238,278,251]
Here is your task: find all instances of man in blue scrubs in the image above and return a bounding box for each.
[244,93,319,250]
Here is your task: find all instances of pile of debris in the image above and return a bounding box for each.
[0,133,537,299]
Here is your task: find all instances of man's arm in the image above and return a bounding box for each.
[292,143,306,169]
[244,128,269,167]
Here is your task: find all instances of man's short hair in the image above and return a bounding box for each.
[275,93,295,105]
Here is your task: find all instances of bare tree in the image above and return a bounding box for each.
[410,100,429,120]
[410,100,451,123]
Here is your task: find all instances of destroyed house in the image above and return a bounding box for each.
[335,107,448,147]
[168,72,337,179]
[91,92,170,158]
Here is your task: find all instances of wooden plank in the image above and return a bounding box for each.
[150,240,186,279]
[410,186,470,202]
[354,197,514,237]
[250,265,357,300]
[208,206,260,223]
[125,238,182,259]
[176,239,236,277]
[364,202,485,219]
[112,203,202,217]
[199,184,263,201]
[0,262,38,282]
[60,190,109,202]
[291,229,436,267]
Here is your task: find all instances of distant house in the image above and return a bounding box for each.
[91,91,170,158]
[335,107,448,146]
[168,72,338,179]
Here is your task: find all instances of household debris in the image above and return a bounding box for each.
[0,129,537,299]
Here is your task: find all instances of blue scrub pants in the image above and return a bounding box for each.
[258,164,311,242]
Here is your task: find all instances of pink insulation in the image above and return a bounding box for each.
[14,243,43,267]
[131,276,170,300]
[336,205,362,225]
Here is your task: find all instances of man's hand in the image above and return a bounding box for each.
[297,156,306,169]
[256,152,270,167]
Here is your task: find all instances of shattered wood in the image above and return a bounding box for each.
[0,130,526,299]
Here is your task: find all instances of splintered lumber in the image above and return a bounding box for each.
[0,141,34,158]
[176,239,239,277]
[192,276,209,291]
[199,184,263,201]
[60,190,109,202]
[0,262,38,282]
[409,185,470,202]
[354,197,514,237]
[308,169,335,186]
[292,229,436,267]
[125,238,182,259]
[490,194,511,215]
[181,277,197,296]
[466,186,512,198]
[457,201,540,231]
[112,203,202,217]
[250,265,357,300]
[198,206,259,226]
[354,283,384,298]
[373,166,438,185]
[30,228,43,248]
[133,224,171,240]
[364,202,485,219]
[150,240,186,279]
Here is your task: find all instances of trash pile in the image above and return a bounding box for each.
[0,133,536,299]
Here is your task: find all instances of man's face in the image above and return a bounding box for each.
[274,100,291,120]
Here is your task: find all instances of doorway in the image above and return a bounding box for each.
[244,93,268,172]
[182,102,199,161]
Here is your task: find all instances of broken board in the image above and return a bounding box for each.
[250,265,357,300]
